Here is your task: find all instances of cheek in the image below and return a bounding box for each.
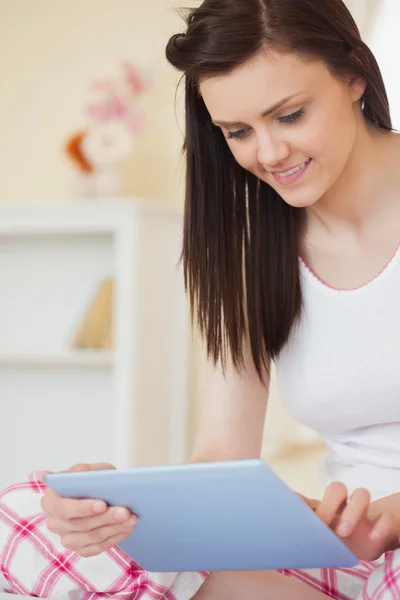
[301,106,356,169]
[296,109,335,158]
[228,142,259,174]
[323,118,356,178]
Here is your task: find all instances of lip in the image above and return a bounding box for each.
[271,159,312,185]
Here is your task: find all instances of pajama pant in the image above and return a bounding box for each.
[0,472,399,599]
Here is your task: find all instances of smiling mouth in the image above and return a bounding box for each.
[268,157,312,186]
[272,158,312,178]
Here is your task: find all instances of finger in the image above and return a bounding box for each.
[41,463,117,519]
[35,470,53,483]
[298,494,319,511]
[64,463,116,473]
[369,511,395,543]
[77,531,134,558]
[60,518,137,551]
[336,488,370,538]
[316,482,348,526]
[47,505,136,535]
[41,489,110,520]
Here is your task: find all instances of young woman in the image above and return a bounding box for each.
[1,0,400,598]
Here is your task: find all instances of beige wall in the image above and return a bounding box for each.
[0,0,189,207]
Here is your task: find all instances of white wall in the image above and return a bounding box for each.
[368,0,400,130]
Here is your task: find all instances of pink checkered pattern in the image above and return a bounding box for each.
[279,552,400,600]
[0,472,399,599]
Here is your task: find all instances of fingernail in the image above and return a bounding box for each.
[124,517,137,528]
[337,521,352,537]
[370,529,381,540]
[93,501,106,513]
[114,508,128,520]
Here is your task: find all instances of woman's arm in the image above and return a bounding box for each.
[191,340,270,463]
[187,344,271,598]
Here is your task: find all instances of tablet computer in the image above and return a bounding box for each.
[44,459,358,572]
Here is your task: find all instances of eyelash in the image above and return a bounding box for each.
[226,107,305,141]
[279,107,305,124]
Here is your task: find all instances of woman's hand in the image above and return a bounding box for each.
[300,483,398,561]
[40,463,138,557]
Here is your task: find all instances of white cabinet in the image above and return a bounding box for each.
[0,198,190,490]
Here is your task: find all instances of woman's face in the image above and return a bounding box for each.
[199,50,364,208]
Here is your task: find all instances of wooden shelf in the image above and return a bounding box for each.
[0,349,113,367]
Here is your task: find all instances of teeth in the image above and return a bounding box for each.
[276,159,309,177]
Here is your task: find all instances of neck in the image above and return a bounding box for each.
[306,114,394,237]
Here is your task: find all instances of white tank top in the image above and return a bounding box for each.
[275,245,400,500]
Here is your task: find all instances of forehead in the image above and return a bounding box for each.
[199,51,332,120]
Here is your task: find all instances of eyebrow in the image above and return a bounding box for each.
[211,92,305,128]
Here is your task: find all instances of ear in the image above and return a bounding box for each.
[349,76,366,102]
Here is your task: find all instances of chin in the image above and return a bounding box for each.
[280,191,321,209]
[263,183,322,209]
[257,168,329,208]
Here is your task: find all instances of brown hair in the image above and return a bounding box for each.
[166,0,392,378]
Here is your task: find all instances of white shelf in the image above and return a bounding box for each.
[0,349,113,367]
[0,199,190,490]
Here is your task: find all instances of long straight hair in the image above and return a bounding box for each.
[166,0,392,378]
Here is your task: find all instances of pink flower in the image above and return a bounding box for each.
[87,101,108,121]
[121,60,147,95]
[84,61,150,132]
[101,94,128,120]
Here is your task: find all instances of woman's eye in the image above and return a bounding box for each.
[278,107,305,124]
[224,108,304,139]
[226,128,249,140]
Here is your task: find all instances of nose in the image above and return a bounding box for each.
[257,130,290,170]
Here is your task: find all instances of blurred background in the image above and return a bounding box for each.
[0,0,397,498]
